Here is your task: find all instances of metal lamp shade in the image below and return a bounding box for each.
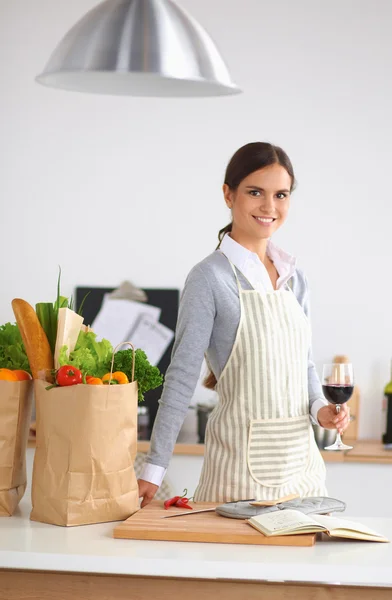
[36,0,241,97]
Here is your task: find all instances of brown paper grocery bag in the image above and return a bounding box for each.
[0,380,33,516]
[31,378,139,526]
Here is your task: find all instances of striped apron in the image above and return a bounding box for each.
[194,259,327,502]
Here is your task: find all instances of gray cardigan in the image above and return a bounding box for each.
[146,250,325,469]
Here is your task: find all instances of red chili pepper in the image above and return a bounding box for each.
[164,488,193,510]
[164,496,181,510]
[175,497,193,509]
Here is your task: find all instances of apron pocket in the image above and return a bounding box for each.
[247,415,310,488]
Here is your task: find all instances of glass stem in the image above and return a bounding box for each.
[335,404,342,445]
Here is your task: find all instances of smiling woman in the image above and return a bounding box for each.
[137,141,350,507]
[218,142,296,248]
[218,143,296,295]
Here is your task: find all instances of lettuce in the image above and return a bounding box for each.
[110,348,163,402]
[59,331,113,378]
[0,322,31,373]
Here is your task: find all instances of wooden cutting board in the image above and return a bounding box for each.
[113,501,316,547]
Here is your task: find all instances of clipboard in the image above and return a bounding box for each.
[75,286,179,431]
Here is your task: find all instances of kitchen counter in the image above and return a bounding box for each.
[140,439,392,463]
[28,438,392,464]
[1,497,392,599]
[0,451,392,600]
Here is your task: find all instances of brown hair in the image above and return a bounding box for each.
[204,142,296,390]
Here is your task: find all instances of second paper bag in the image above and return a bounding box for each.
[0,380,33,516]
[31,379,139,526]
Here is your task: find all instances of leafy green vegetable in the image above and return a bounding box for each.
[35,269,68,354]
[36,267,89,354]
[0,322,31,373]
[36,296,68,355]
[56,265,61,319]
[76,332,113,372]
[59,334,163,402]
[59,344,97,375]
[59,331,113,378]
[110,349,163,402]
[77,292,90,317]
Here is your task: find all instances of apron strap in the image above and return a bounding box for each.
[221,249,294,294]
[286,277,294,291]
[228,261,244,290]
[219,250,245,291]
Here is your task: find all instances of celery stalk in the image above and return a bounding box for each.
[36,302,57,354]
[36,267,69,355]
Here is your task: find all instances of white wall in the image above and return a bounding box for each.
[1,0,392,438]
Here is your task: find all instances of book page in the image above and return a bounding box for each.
[313,515,389,541]
[249,509,325,535]
[130,314,174,366]
[91,296,161,348]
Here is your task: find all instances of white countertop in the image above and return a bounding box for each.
[0,449,391,588]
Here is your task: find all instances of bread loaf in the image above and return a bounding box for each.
[12,298,54,379]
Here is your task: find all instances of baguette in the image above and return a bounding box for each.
[12,298,54,379]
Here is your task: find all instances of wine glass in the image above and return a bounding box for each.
[322,363,354,451]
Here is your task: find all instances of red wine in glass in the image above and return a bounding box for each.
[322,384,354,405]
[322,364,354,451]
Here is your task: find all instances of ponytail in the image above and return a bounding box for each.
[216,222,232,249]
[203,370,217,390]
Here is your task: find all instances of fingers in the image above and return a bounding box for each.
[140,489,156,508]
[138,479,158,508]
[140,496,151,508]
[317,405,351,432]
[317,406,337,429]
[332,406,350,434]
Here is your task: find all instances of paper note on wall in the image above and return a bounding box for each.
[129,314,174,366]
[91,295,161,348]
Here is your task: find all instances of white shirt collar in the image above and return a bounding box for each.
[219,233,297,292]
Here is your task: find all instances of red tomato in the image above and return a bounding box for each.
[56,365,83,387]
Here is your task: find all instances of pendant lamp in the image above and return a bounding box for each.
[36,0,241,97]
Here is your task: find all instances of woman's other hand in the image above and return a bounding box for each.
[317,404,350,434]
[138,479,159,508]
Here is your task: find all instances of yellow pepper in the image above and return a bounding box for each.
[0,368,18,381]
[86,376,103,385]
[102,371,129,385]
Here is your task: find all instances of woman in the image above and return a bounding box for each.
[138,142,350,506]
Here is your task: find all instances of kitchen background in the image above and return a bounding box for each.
[1,0,391,440]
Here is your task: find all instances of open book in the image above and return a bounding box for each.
[247,509,389,542]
